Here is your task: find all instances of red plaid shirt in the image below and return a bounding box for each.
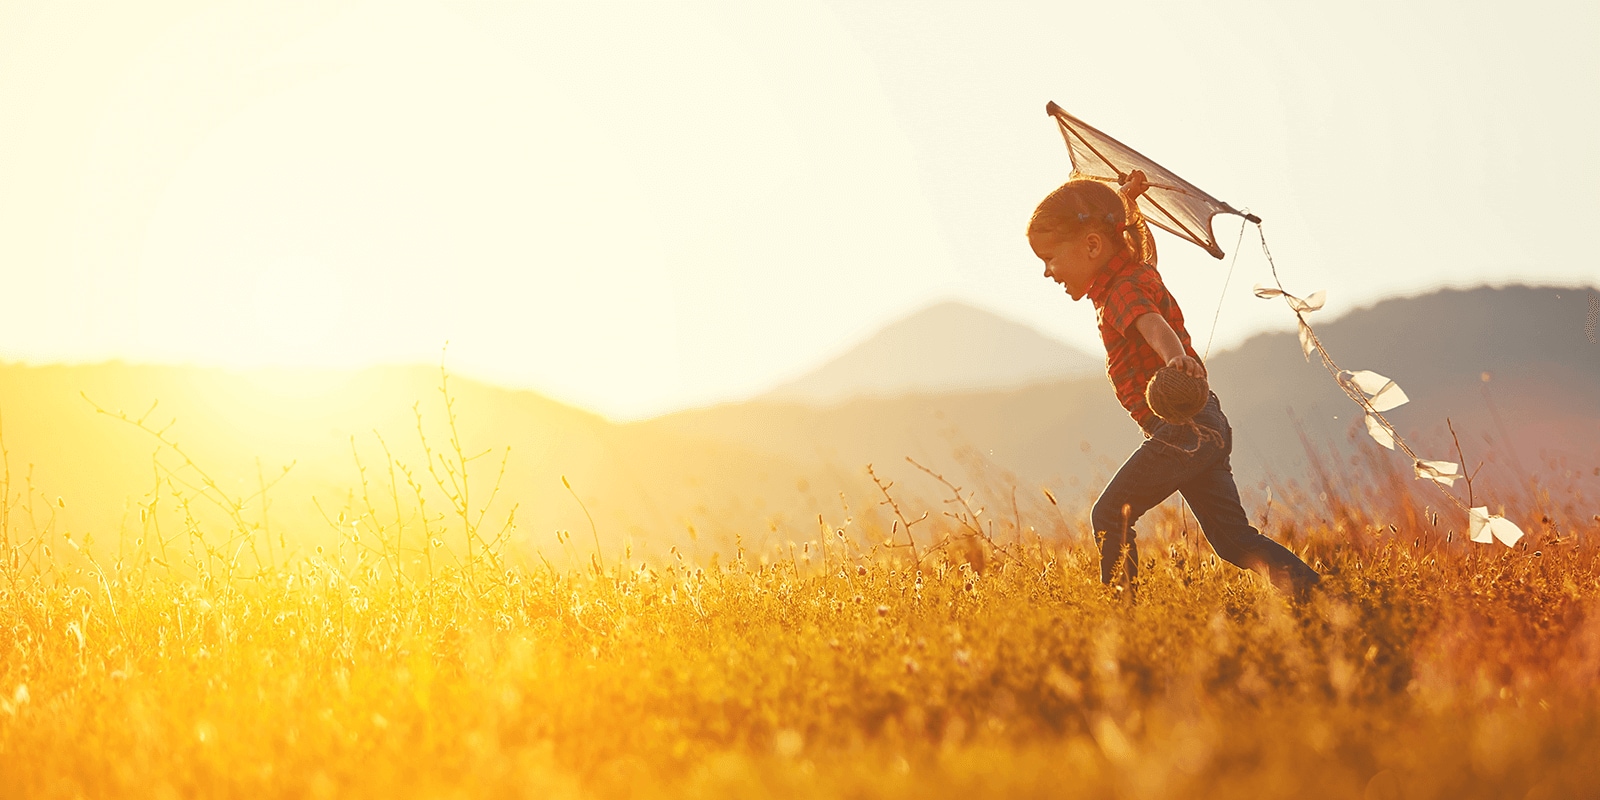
[1086,250,1200,434]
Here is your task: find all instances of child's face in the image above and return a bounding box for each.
[1030,230,1108,301]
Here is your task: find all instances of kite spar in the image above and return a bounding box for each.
[1043,102,1527,547]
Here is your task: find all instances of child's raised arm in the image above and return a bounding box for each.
[1117,170,1156,265]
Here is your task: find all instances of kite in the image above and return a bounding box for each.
[1044,102,1528,548]
[1046,101,1257,261]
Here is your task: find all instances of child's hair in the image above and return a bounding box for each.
[1027,179,1149,265]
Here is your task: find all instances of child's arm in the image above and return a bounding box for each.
[1118,170,1157,264]
[1133,313,1206,378]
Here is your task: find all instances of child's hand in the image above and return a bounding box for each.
[1167,354,1206,380]
[1119,169,1150,201]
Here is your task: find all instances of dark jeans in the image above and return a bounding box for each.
[1091,391,1320,594]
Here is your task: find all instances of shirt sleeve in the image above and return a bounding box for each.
[1100,275,1162,339]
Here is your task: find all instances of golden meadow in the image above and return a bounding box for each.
[3,371,1598,799]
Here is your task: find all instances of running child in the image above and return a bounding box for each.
[1027,170,1321,597]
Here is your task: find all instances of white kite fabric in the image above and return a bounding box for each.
[1046,102,1257,260]
[1043,101,1527,547]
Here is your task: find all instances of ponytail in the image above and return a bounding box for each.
[1121,201,1150,266]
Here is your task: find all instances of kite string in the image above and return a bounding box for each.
[1184,216,1250,538]
[1203,216,1249,361]
[1251,223,1470,518]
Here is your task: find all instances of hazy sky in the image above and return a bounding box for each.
[2,1,1595,419]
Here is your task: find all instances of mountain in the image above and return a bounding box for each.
[1212,284,1600,503]
[0,363,848,562]
[763,300,1102,405]
[644,284,1600,520]
[6,285,1596,564]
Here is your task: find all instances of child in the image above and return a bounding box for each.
[1027,171,1320,597]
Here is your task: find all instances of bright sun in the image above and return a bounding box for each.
[249,257,349,364]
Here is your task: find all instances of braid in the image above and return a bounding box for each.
[1122,201,1150,266]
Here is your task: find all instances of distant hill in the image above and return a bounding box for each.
[1213,284,1600,502]
[0,363,852,563]
[763,301,1102,405]
[644,284,1600,521]
[6,285,1596,562]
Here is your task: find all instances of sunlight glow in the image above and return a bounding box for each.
[250,257,348,362]
[0,1,1593,419]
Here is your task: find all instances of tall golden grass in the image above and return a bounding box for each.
[2,376,1598,799]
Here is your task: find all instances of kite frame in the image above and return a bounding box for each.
[1046,101,1259,260]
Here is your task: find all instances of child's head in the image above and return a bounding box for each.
[1027,179,1147,300]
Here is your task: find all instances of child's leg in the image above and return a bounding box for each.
[1092,448,1185,586]
[1091,399,1228,586]
[1176,404,1321,594]
[1179,458,1320,594]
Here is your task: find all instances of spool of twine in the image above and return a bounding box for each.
[1146,366,1209,425]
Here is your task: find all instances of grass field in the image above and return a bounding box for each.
[3,396,1598,799]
